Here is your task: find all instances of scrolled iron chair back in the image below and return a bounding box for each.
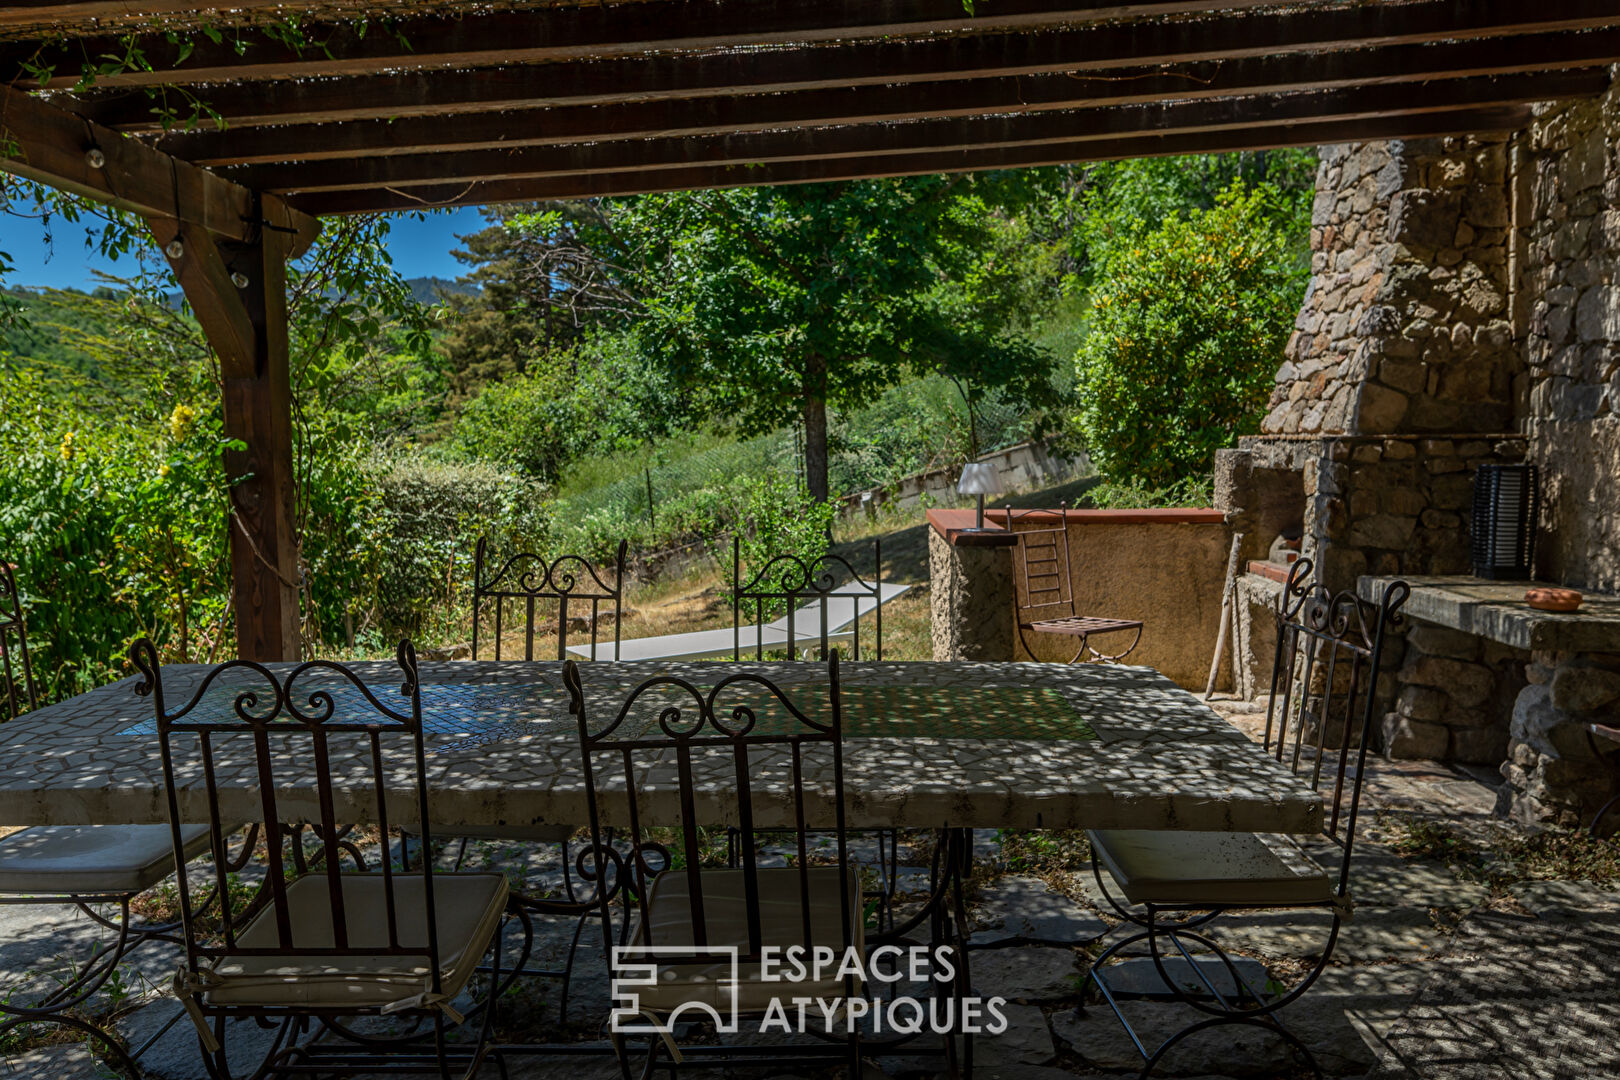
[731,536,883,660]
[999,502,1078,618]
[0,563,37,722]
[472,537,628,661]
[563,653,854,968]
[1262,559,1409,899]
[131,639,447,995]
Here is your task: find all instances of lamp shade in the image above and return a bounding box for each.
[957,462,1003,496]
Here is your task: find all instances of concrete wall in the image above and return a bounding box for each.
[839,441,1088,519]
[1000,509,1232,690]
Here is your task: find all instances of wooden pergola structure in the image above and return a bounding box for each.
[2,0,1615,661]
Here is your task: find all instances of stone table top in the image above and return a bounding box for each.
[1358,575,1620,653]
[0,660,1323,834]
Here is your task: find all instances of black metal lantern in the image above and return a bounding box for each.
[1471,463,1539,579]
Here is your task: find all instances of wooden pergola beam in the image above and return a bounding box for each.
[157,28,1620,167]
[4,0,1298,88]
[73,0,1620,131]
[0,82,317,252]
[297,103,1536,215]
[232,70,1612,195]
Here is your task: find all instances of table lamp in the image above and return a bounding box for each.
[957,462,1003,530]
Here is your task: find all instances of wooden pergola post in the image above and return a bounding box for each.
[145,204,302,661]
[2,85,316,661]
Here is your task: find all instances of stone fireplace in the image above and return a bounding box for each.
[1218,88,1620,828]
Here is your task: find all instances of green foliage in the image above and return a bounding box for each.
[729,474,838,617]
[1083,476,1214,510]
[364,455,551,641]
[1073,181,1307,487]
[498,176,1068,499]
[450,331,681,481]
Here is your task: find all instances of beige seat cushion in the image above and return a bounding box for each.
[625,867,862,1015]
[0,824,214,895]
[204,872,507,1011]
[400,823,577,844]
[1088,830,1333,908]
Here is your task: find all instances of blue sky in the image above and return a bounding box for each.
[2,205,490,291]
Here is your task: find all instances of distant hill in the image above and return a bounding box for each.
[408,276,477,305]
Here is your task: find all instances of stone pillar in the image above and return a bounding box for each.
[1500,652,1620,828]
[928,527,1014,661]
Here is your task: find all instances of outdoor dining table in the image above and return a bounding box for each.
[0,660,1322,836]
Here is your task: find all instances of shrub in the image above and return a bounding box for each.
[363,454,551,639]
[1073,181,1306,487]
[728,474,837,616]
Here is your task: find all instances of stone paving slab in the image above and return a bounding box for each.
[970,876,1108,947]
[971,947,1084,1004]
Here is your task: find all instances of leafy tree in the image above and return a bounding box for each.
[498,177,1062,502]
[1074,181,1306,487]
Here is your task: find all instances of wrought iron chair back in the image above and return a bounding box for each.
[999,504,1076,620]
[563,654,855,971]
[731,536,883,660]
[0,563,37,722]
[1262,559,1409,899]
[131,639,449,997]
[472,536,627,661]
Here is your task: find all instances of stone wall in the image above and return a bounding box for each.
[1220,433,1528,598]
[1262,136,1519,437]
[1383,620,1528,765]
[1502,651,1620,829]
[1515,86,1620,593]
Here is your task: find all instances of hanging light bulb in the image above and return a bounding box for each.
[231,271,250,288]
[84,148,106,169]
[164,239,184,259]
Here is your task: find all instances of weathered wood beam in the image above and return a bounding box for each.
[145,202,302,661]
[0,82,319,252]
[4,0,1301,88]
[157,28,1620,167]
[234,70,1611,194]
[74,0,1620,131]
[297,104,1535,215]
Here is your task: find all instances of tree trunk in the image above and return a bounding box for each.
[803,353,829,503]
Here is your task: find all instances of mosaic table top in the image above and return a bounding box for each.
[0,661,1322,833]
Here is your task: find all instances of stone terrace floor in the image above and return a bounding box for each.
[4,701,1617,1079]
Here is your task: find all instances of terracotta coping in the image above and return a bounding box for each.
[926,508,1018,547]
[993,507,1226,526]
[928,506,1225,546]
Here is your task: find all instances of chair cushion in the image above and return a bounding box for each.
[400,822,577,844]
[0,824,214,895]
[204,872,508,1011]
[625,867,862,1015]
[1088,829,1333,908]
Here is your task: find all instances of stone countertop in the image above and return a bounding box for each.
[0,660,1323,835]
[1357,575,1620,653]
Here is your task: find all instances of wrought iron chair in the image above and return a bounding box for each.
[134,638,514,1078]
[563,653,873,1077]
[1081,560,1409,1079]
[0,567,253,1073]
[730,536,902,922]
[731,536,886,661]
[473,536,628,662]
[416,536,631,1020]
[1000,505,1143,663]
